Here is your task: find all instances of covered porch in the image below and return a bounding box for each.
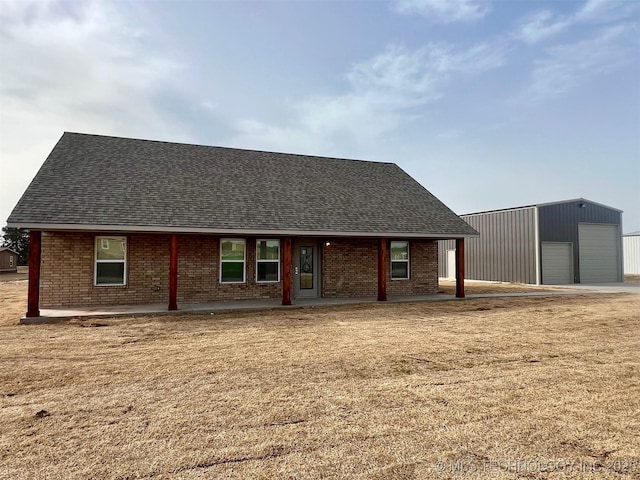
[25,231,467,318]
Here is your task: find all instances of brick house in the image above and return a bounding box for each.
[7,133,477,317]
[0,247,19,274]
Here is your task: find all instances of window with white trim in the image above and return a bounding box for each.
[390,241,409,279]
[220,239,245,283]
[95,236,127,285]
[9,255,14,267]
[256,239,280,282]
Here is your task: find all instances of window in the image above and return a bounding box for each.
[95,236,126,285]
[391,241,409,279]
[220,239,245,283]
[256,239,280,282]
[9,255,14,267]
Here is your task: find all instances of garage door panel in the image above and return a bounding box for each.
[579,224,619,283]
[542,242,573,284]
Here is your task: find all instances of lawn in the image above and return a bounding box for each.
[0,281,638,479]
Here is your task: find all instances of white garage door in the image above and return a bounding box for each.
[578,224,620,283]
[541,242,573,284]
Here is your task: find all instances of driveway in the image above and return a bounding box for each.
[556,282,640,294]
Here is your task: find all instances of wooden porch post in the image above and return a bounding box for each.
[26,230,41,318]
[455,238,465,298]
[168,234,178,311]
[282,237,292,305]
[378,238,388,301]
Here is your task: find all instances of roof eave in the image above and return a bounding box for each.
[6,222,479,239]
[462,198,623,216]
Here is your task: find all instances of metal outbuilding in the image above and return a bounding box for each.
[623,231,640,275]
[438,198,623,285]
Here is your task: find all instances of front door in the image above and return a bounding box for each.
[294,241,319,298]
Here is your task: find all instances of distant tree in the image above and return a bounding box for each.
[1,227,29,265]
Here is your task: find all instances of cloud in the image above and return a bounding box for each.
[525,24,638,99]
[392,0,490,23]
[577,0,640,23]
[515,0,640,44]
[516,10,572,44]
[0,0,199,224]
[229,42,507,156]
[513,0,639,101]
[0,0,192,139]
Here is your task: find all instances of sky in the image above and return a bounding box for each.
[1,0,639,232]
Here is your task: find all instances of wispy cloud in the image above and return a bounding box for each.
[516,10,573,44]
[525,24,638,100]
[392,0,490,23]
[577,0,640,23]
[516,0,639,44]
[229,42,507,156]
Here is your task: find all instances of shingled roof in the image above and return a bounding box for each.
[8,133,478,238]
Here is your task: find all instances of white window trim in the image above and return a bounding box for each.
[390,240,410,280]
[256,239,280,283]
[9,255,14,267]
[94,236,127,286]
[220,238,246,284]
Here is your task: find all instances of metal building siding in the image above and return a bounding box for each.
[437,207,537,283]
[623,235,640,274]
[538,200,622,282]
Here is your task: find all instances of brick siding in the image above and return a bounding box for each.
[40,232,170,308]
[39,232,438,308]
[322,238,439,298]
[322,238,378,297]
[177,235,281,302]
[387,240,439,296]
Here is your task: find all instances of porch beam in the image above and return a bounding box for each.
[168,234,178,311]
[455,238,465,298]
[26,230,41,318]
[282,237,292,305]
[378,238,388,301]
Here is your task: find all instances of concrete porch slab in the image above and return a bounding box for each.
[20,287,631,324]
[24,295,450,323]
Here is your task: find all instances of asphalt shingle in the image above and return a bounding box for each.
[8,133,478,237]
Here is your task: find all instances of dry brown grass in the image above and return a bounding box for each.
[0,283,638,479]
[0,272,28,283]
[0,280,27,326]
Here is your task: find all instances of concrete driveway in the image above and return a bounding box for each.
[556,283,640,294]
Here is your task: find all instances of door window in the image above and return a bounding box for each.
[300,246,313,289]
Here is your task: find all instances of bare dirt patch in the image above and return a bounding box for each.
[438,278,566,295]
[0,279,638,479]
